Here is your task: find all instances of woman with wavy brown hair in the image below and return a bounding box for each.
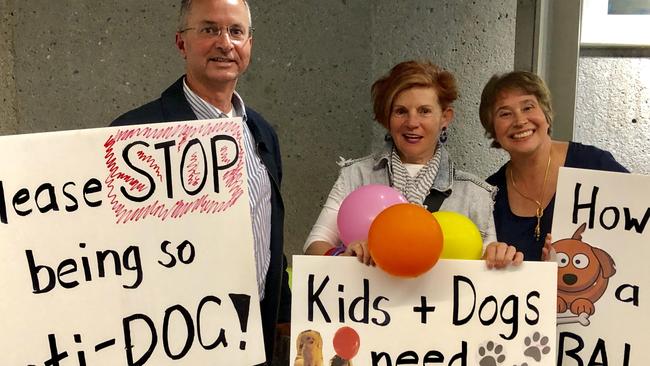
[479,71,628,260]
[304,60,522,269]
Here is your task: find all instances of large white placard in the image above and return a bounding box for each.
[291,255,557,365]
[552,167,648,365]
[0,119,265,365]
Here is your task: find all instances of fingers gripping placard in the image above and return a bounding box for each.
[0,119,265,365]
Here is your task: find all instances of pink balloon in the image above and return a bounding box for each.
[337,184,407,246]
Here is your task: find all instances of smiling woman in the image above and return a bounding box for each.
[480,71,630,261]
[388,87,452,165]
[303,60,523,270]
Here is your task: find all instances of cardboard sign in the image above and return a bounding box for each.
[290,255,557,365]
[552,167,649,365]
[0,119,265,365]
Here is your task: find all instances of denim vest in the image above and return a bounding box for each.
[335,144,497,247]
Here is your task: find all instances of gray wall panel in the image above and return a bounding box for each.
[13,1,182,132]
[1,0,18,135]
[575,57,650,174]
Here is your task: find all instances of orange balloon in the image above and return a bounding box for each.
[368,203,443,277]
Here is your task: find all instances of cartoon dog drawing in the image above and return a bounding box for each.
[294,330,324,366]
[554,223,616,316]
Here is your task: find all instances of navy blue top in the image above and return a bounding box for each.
[487,142,629,260]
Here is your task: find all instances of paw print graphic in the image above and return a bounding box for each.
[478,341,506,366]
[524,331,551,362]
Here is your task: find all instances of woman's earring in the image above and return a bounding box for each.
[439,127,448,144]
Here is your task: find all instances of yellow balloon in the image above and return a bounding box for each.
[432,211,483,260]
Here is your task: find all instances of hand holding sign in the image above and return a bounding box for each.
[368,203,443,277]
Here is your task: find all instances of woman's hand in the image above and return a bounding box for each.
[483,242,524,269]
[342,240,375,266]
[541,233,556,262]
[305,241,338,256]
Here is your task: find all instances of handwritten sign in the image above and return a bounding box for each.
[290,256,557,365]
[0,119,265,365]
[552,167,649,365]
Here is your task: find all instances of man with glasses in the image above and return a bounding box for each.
[111,0,290,364]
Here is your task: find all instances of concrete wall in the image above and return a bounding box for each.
[1,1,517,261]
[10,1,182,133]
[0,0,18,135]
[575,57,650,174]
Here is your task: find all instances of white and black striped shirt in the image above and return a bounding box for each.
[183,79,272,300]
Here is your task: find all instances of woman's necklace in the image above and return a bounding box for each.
[509,151,552,241]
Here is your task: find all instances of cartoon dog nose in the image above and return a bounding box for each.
[563,273,578,285]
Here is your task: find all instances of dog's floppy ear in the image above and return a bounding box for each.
[593,246,616,278]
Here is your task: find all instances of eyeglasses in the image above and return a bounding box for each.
[179,24,254,43]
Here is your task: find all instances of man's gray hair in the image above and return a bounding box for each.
[178,0,252,31]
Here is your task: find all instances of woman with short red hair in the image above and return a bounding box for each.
[304,60,522,269]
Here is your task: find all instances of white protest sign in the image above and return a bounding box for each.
[291,255,557,365]
[552,167,649,365]
[0,119,265,365]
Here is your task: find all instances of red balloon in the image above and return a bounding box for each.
[332,326,360,360]
[368,203,443,277]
